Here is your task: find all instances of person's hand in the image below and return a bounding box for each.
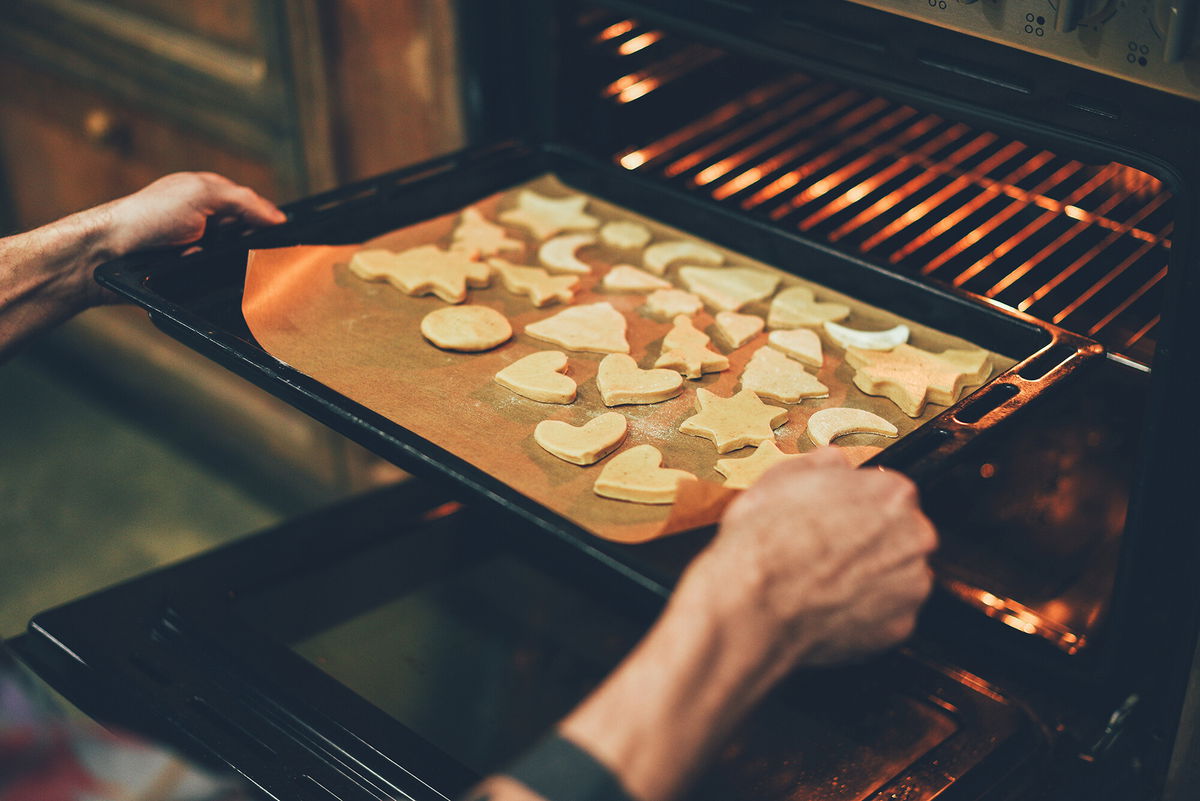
[679,448,938,674]
[77,172,286,307]
[102,172,286,255]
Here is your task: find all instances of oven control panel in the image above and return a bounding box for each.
[844,0,1200,100]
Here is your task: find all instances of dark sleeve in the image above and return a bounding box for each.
[504,733,639,801]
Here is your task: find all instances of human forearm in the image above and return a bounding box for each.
[557,575,783,801]
[0,204,117,361]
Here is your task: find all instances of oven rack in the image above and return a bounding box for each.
[579,11,1172,367]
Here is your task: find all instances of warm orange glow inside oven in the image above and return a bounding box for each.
[618,30,663,55]
[595,19,635,42]
[943,579,1084,653]
[608,52,1170,363]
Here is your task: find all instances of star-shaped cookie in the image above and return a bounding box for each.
[715,440,803,489]
[845,344,992,417]
[450,207,524,258]
[653,315,730,379]
[349,245,491,304]
[679,388,789,453]
[490,259,579,307]
[499,190,600,240]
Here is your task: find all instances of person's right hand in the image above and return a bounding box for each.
[679,448,938,675]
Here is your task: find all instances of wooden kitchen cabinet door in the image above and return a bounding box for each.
[0,56,283,230]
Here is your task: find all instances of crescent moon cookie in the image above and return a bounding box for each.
[645,289,704,319]
[679,388,789,453]
[449,207,524,258]
[643,240,723,276]
[421,305,512,352]
[767,286,851,329]
[823,321,910,351]
[525,302,630,354]
[599,220,653,250]
[653,315,730,380]
[539,233,598,275]
[349,245,491,304]
[766,329,823,368]
[593,444,695,504]
[499,190,600,240]
[495,351,577,403]
[601,264,672,293]
[596,354,684,406]
[845,344,992,417]
[740,347,829,404]
[535,412,628,466]
[490,259,579,307]
[806,407,899,447]
[715,440,803,490]
[714,311,765,349]
[677,266,780,312]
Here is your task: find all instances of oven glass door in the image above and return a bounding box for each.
[16,482,1040,801]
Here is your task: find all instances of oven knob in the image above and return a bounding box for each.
[1155,0,1198,62]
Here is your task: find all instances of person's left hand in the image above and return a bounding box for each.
[80,172,287,307]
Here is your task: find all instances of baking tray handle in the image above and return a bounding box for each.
[871,330,1106,484]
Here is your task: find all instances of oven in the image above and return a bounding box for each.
[10,2,1199,800]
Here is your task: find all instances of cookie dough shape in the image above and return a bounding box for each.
[714,311,765,349]
[600,220,653,250]
[499,190,600,240]
[535,412,628,466]
[450,207,524,258]
[539,233,597,275]
[421,305,512,352]
[824,321,910,351]
[525,302,630,354]
[845,344,992,417]
[677,266,780,312]
[495,351,576,403]
[740,347,829,404]
[715,440,803,490]
[490,259,579,307]
[679,388,789,453]
[596,354,684,406]
[767,329,823,369]
[602,264,672,292]
[593,444,695,504]
[645,289,703,318]
[653,316,730,379]
[349,245,490,304]
[807,407,898,447]
[643,240,724,276]
[768,286,851,329]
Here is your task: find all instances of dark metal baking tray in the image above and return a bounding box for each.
[94,140,1104,595]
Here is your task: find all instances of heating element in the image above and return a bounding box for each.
[579,12,1172,367]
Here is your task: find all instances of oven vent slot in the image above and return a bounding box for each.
[574,11,1172,367]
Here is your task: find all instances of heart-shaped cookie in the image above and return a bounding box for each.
[767,329,823,368]
[535,412,628,466]
[495,351,576,403]
[596,354,684,406]
[593,444,695,504]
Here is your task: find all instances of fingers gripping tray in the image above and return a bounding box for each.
[95,141,1102,592]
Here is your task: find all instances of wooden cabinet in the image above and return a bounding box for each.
[0,1,462,501]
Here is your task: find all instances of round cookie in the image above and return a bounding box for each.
[421,305,512,352]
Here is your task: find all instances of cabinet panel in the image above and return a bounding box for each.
[0,56,281,228]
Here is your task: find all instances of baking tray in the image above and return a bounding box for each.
[95,140,1104,595]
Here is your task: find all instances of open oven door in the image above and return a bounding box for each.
[10,479,1046,801]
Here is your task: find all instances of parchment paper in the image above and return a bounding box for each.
[243,175,1013,544]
